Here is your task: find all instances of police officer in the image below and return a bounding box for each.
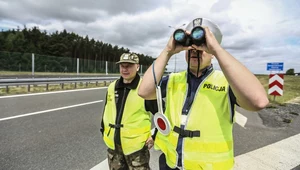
[138,18,269,170]
[101,53,157,170]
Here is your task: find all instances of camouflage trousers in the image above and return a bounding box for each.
[107,144,150,170]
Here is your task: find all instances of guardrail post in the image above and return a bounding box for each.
[106,61,108,75]
[32,53,35,77]
[6,86,9,93]
[96,81,98,86]
[46,84,49,91]
[77,58,79,75]
[75,82,77,88]
[61,83,64,89]
[28,85,30,92]
[86,82,88,87]
[104,81,106,86]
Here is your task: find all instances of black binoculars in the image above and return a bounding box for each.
[173,26,205,46]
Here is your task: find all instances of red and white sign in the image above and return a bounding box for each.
[154,86,171,135]
[268,74,284,96]
[154,113,171,135]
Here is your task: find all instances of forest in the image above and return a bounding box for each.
[0,26,155,73]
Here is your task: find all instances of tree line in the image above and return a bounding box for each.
[0,26,155,73]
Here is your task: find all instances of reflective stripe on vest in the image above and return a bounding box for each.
[155,70,234,170]
[102,80,151,155]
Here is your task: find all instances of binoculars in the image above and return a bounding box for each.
[173,26,205,46]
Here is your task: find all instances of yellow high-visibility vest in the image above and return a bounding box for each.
[154,70,234,170]
[103,80,152,155]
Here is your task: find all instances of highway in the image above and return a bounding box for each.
[0,88,300,170]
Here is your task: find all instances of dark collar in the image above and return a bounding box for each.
[188,64,213,79]
[115,74,140,90]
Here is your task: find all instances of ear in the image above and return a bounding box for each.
[136,64,140,71]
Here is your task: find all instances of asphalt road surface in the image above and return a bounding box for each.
[1,88,300,170]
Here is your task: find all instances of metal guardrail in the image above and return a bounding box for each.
[0,77,119,93]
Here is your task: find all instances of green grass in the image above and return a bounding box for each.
[256,75,300,104]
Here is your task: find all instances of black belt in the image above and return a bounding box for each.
[173,126,200,138]
[107,123,123,136]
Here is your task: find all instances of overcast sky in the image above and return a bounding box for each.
[1,0,299,74]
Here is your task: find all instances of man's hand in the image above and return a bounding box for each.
[164,34,192,57]
[145,136,154,150]
[191,27,223,56]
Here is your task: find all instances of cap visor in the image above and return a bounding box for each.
[116,60,138,64]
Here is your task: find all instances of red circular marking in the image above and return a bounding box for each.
[157,118,166,130]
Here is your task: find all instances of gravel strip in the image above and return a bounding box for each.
[258,100,300,128]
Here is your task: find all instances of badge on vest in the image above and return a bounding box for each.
[114,92,119,103]
[203,83,226,92]
[107,94,113,101]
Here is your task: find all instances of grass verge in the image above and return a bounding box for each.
[256,75,300,104]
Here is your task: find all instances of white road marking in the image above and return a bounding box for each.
[91,132,300,170]
[235,111,248,128]
[90,158,109,170]
[234,133,300,170]
[0,100,103,122]
[0,87,107,99]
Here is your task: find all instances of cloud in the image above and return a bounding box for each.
[0,0,299,74]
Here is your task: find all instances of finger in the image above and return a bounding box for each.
[203,27,209,33]
[185,30,191,35]
[183,46,193,51]
[203,27,213,37]
[191,44,206,51]
[147,142,154,149]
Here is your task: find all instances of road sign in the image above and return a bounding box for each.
[154,86,171,135]
[267,62,284,71]
[268,74,284,96]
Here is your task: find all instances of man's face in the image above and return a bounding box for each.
[119,63,139,81]
[185,50,213,71]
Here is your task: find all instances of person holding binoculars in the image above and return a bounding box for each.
[138,18,269,170]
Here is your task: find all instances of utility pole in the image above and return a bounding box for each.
[174,54,177,72]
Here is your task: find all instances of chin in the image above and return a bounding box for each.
[122,76,129,79]
[190,63,201,68]
[123,76,134,80]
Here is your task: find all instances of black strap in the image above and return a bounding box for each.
[109,123,123,129]
[107,123,124,136]
[173,126,200,138]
